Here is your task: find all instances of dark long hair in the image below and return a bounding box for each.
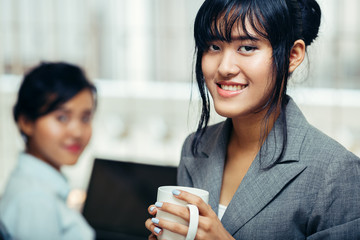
[192,0,321,166]
[13,62,97,138]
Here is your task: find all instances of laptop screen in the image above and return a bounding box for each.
[82,158,178,240]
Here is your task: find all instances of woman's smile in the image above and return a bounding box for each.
[216,82,248,98]
[64,143,83,154]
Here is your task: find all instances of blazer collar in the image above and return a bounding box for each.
[182,98,310,234]
[259,98,309,165]
[197,98,308,161]
[198,118,233,158]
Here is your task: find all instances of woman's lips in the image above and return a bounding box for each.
[216,83,248,97]
[66,144,82,153]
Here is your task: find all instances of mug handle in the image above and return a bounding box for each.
[185,204,199,240]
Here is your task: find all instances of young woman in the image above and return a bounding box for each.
[0,62,97,240]
[146,0,360,239]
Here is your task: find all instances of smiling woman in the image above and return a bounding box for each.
[145,0,360,239]
[0,62,97,240]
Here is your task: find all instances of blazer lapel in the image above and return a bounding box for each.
[221,159,307,235]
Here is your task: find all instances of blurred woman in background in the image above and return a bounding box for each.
[0,62,97,240]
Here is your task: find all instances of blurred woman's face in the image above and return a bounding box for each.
[201,20,274,121]
[23,89,95,170]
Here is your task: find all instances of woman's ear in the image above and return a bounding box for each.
[289,40,306,73]
[18,115,35,137]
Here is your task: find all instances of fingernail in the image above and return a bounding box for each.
[150,206,155,212]
[172,189,181,196]
[152,218,159,224]
[154,227,162,234]
[155,202,163,208]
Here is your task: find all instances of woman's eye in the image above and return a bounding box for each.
[57,115,68,123]
[82,115,91,123]
[239,46,256,53]
[209,44,220,51]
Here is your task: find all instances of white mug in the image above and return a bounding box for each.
[156,186,209,240]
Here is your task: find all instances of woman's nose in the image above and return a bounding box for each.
[68,120,84,138]
[218,51,240,78]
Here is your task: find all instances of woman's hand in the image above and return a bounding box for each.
[145,190,235,240]
[145,205,161,239]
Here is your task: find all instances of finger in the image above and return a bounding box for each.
[148,205,158,216]
[155,201,190,221]
[172,190,210,215]
[151,216,188,237]
[148,233,158,240]
[145,218,163,236]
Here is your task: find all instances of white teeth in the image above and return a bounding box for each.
[221,84,247,91]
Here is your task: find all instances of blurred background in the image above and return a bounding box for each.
[0,0,360,198]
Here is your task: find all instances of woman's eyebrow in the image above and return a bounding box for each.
[231,35,260,41]
[54,107,70,113]
[206,34,260,42]
[82,109,94,114]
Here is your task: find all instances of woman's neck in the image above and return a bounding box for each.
[230,108,280,151]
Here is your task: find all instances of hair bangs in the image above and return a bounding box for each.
[194,0,268,51]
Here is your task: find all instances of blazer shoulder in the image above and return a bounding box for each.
[300,124,360,165]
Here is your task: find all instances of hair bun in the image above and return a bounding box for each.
[297,0,321,46]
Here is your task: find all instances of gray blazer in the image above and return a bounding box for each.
[178,98,360,239]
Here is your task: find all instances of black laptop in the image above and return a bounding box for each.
[82,158,178,240]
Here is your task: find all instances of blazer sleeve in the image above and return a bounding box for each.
[177,133,194,187]
[307,151,360,239]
